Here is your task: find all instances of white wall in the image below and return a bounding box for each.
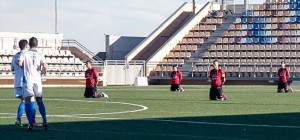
[0,32,63,50]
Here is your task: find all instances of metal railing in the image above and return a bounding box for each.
[62,39,103,63]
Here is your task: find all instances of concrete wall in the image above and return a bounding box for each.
[105,35,145,60]
[0,32,63,50]
[125,2,194,61]
[146,2,212,75]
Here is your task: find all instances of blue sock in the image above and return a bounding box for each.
[30,102,36,124]
[25,103,32,124]
[16,102,25,121]
[38,102,47,122]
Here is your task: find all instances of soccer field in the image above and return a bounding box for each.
[0,85,300,140]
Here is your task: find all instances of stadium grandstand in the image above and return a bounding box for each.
[0,32,104,87]
[124,0,300,85]
[1,0,300,86]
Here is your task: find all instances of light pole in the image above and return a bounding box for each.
[193,0,196,14]
[55,0,58,34]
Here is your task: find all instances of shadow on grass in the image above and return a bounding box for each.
[1,112,300,140]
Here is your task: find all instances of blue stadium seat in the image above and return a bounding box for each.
[296,10,300,15]
[259,31,265,36]
[265,24,271,29]
[266,37,271,43]
[290,4,295,9]
[254,31,259,36]
[290,0,295,3]
[297,17,300,22]
[253,24,259,29]
[253,37,259,43]
[259,37,265,43]
[291,17,296,22]
[259,24,265,29]
[296,4,300,9]
[259,18,265,23]
[297,0,300,3]
[241,18,247,23]
[242,12,247,17]
[247,24,253,29]
[247,38,253,43]
[254,18,259,23]
[247,10,253,16]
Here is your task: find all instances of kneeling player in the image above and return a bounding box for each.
[209,60,227,101]
[277,61,293,93]
[170,66,183,92]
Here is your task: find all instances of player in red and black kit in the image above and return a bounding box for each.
[170,66,183,91]
[209,60,228,101]
[84,60,100,98]
[277,61,293,93]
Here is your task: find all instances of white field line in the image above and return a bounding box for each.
[0,98,148,116]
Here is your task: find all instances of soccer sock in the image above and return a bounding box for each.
[38,102,47,122]
[30,102,36,124]
[16,102,25,121]
[25,103,32,124]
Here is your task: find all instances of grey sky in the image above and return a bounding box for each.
[0,0,264,52]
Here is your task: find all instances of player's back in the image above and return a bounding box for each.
[12,52,24,86]
[22,50,45,83]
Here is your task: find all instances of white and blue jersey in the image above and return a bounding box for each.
[11,52,24,87]
[19,49,46,97]
[11,51,24,97]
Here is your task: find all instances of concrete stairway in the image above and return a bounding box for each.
[180,12,242,75]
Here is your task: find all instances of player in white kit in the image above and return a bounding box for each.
[11,39,28,126]
[18,37,48,131]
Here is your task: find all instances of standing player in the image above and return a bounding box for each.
[277,61,293,93]
[18,37,48,131]
[209,60,228,101]
[84,60,108,98]
[11,39,28,126]
[170,66,184,91]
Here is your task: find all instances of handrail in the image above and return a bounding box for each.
[62,39,103,63]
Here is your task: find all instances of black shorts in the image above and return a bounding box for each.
[277,81,288,93]
[84,86,97,98]
[210,86,223,100]
[170,84,180,91]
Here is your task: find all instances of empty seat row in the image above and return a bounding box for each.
[203,51,300,58]
[192,24,217,31]
[196,58,300,64]
[166,51,192,58]
[45,57,82,64]
[236,17,300,24]
[201,18,223,25]
[179,38,204,44]
[230,23,300,30]
[0,49,18,56]
[173,45,197,51]
[265,0,300,4]
[224,30,300,37]
[160,59,185,64]
[216,36,300,44]
[210,44,299,51]
[40,49,73,57]
[185,31,211,38]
